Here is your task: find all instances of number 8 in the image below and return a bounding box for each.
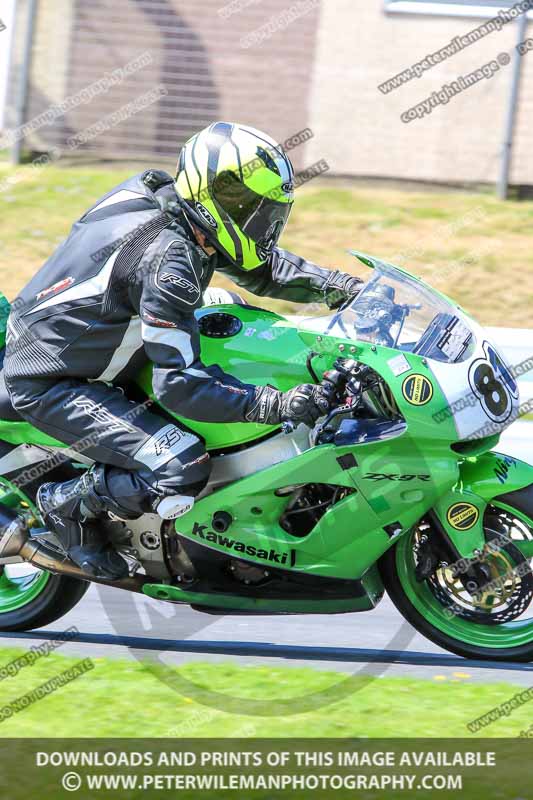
[472,363,509,418]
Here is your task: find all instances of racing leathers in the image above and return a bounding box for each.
[2,170,361,577]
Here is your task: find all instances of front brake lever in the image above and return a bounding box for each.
[312,402,358,444]
[284,398,354,439]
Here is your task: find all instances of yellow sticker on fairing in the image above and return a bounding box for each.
[447,502,480,531]
[401,374,433,406]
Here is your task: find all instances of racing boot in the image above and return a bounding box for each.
[36,473,129,581]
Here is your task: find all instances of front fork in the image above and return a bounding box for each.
[431,451,533,562]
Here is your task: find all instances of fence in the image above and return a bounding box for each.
[3,0,320,165]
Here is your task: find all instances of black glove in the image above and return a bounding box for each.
[323,270,363,310]
[246,384,333,428]
[280,384,333,427]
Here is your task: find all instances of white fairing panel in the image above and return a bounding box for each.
[429,319,520,440]
[205,425,311,493]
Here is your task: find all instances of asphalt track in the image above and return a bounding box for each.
[1,586,532,687]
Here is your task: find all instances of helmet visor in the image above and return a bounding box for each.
[212,171,292,255]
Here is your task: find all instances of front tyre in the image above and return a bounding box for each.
[380,505,533,662]
[0,564,88,632]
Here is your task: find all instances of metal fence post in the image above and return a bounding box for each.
[10,0,38,164]
[498,11,529,200]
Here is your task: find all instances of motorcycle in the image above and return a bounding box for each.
[0,251,531,662]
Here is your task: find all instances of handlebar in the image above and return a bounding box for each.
[281,358,369,436]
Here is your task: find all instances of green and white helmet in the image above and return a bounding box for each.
[175,122,294,270]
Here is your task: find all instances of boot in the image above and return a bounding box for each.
[36,474,129,581]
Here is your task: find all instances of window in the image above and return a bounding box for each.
[385,1,533,18]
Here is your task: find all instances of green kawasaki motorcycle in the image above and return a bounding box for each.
[0,252,532,662]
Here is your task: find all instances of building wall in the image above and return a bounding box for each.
[308,0,533,184]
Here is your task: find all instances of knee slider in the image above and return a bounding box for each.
[156,494,195,519]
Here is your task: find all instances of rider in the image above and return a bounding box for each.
[3,122,363,580]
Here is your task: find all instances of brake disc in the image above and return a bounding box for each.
[421,525,533,625]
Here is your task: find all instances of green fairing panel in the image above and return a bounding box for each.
[0,420,65,448]
[143,570,384,613]
[432,452,533,561]
[174,425,459,581]
[459,451,533,500]
[135,305,314,449]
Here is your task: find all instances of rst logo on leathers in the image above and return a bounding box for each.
[159,273,198,295]
[189,522,289,565]
[134,424,197,471]
[157,268,201,307]
[71,397,138,434]
[155,240,202,306]
[152,426,185,456]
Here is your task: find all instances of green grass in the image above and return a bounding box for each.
[0,646,530,738]
[0,162,532,325]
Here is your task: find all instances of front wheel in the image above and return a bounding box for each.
[0,563,88,632]
[380,504,533,662]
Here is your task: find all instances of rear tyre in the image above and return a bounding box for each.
[0,467,90,632]
[0,566,88,632]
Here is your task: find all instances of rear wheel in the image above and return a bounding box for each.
[380,504,533,662]
[0,471,89,632]
[0,563,88,631]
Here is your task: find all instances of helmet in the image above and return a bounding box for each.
[175,121,294,270]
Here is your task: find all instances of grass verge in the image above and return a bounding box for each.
[0,645,529,737]
[0,163,532,326]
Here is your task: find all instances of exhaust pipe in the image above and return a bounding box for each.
[0,504,30,559]
[0,505,147,593]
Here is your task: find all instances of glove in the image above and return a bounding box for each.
[323,271,363,310]
[281,384,333,427]
[246,384,333,428]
